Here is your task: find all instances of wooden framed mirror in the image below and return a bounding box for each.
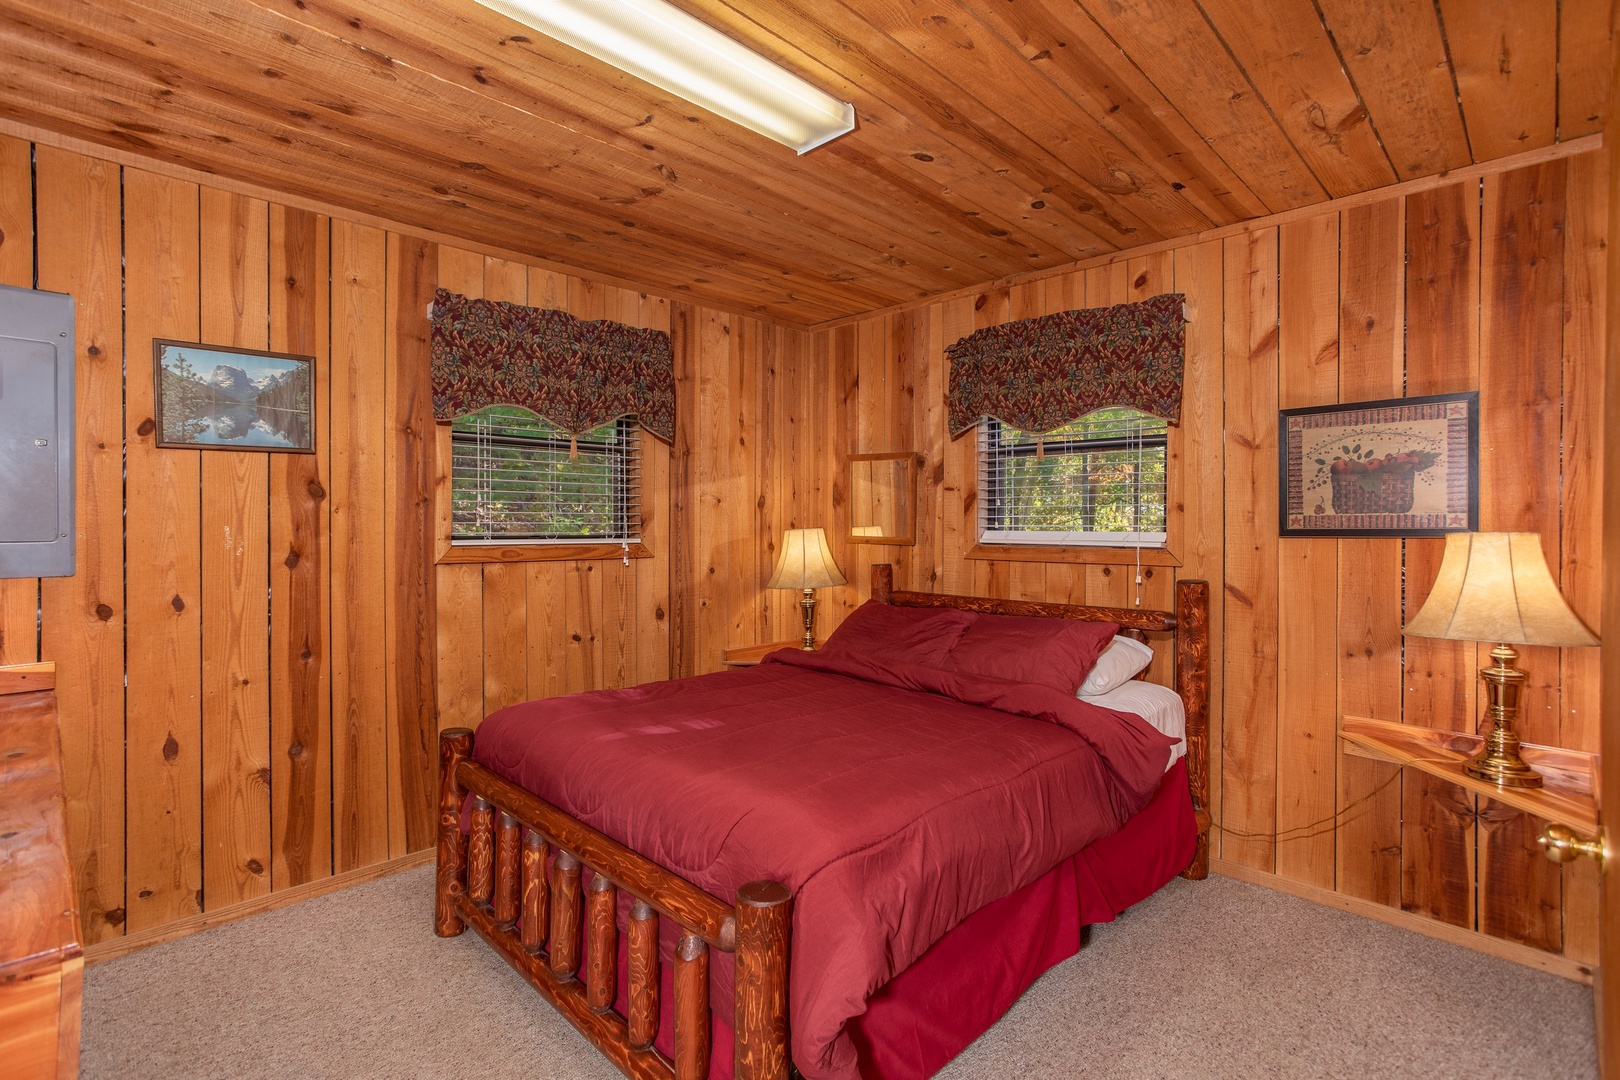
[848,452,917,546]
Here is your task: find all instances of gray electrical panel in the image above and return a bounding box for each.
[0,284,75,579]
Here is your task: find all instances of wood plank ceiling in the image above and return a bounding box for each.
[0,0,1607,326]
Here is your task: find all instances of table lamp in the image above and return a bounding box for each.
[1402,532,1600,789]
[767,528,846,650]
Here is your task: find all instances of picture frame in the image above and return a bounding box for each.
[1279,391,1478,537]
[154,338,315,453]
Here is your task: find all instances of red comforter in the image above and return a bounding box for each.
[470,647,1175,1080]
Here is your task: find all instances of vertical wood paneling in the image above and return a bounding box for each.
[479,259,530,713]
[386,233,439,856]
[35,147,126,942]
[433,247,486,725]
[1220,228,1280,874]
[1274,216,1339,889]
[0,136,38,665]
[329,219,390,873]
[268,205,332,891]
[1476,162,1566,952]
[1174,240,1226,855]
[1557,150,1606,965]
[1401,181,1480,931]
[123,168,204,931]
[198,189,273,909]
[1334,199,1405,907]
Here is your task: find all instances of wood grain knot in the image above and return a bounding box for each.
[103,907,125,926]
[95,603,114,621]
[284,551,300,569]
[137,418,156,436]
[162,734,180,762]
[288,742,305,759]
[171,595,186,613]
[307,481,326,501]
[87,344,101,357]
[246,859,265,875]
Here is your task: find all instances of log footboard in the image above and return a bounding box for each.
[435,727,792,1080]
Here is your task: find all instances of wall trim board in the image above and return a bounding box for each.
[0,662,55,695]
[81,849,434,967]
[1211,859,1593,985]
[807,134,1603,334]
[0,117,815,336]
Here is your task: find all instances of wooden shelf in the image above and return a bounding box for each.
[1340,715,1599,836]
[720,641,824,667]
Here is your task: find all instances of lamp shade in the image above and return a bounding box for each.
[767,528,847,591]
[1402,532,1599,647]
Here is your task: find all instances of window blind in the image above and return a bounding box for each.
[978,411,1167,546]
[450,407,640,544]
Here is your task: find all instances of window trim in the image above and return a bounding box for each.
[434,422,651,565]
[976,415,1171,551]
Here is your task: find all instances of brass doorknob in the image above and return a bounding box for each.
[1538,823,1607,873]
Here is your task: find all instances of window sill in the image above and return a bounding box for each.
[436,541,652,565]
[965,543,1181,567]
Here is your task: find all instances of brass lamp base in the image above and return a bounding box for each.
[798,588,817,650]
[1462,643,1542,789]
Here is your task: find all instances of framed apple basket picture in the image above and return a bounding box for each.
[1278,391,1478,537]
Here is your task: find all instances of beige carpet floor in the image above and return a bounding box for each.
[81,867,1596,1080]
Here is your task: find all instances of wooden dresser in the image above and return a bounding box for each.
[0,662,82,1079]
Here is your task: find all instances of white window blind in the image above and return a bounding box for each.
[978,410,1168,546]
[450,407,640,544]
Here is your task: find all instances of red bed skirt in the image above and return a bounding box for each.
[627,758,1195,1080]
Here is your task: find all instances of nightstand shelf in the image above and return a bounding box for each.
[720,641,825,667]
[1339,715,1599,835]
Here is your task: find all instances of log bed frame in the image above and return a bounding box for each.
[435,564,1211,1080]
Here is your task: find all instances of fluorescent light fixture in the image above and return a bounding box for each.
[471,0,856,154]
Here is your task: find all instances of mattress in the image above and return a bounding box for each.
[1082,678,1188,767]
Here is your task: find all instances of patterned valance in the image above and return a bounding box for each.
[946,292,1186,436]
[430,288,675,442]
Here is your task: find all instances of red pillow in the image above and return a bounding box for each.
[943,613,1119,694]
[821,600,977,668]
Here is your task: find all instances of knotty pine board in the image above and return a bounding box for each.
[267,205,333,892]
[1558,150,1607,966]
[0,137,38,665]
[34,147,127,943]
[198,189,273,911]
[1333,198,1405,909]
[123,168,205,932]
[329,218,391,874]
[1401,180,1482,934]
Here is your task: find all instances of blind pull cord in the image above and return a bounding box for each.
[569,435,579,460]
[1035,436,1045,461]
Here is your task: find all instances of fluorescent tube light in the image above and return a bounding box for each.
[471,0,856,154]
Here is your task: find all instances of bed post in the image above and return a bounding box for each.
[436,727,474,936]
[872,563,893,604]
[734,880,792,1080]
[1174,581,1211,880]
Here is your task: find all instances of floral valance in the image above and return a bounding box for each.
[946,292,1186,436]
[430,288,675,443]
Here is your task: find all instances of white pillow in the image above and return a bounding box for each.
[1078,634,1155,696]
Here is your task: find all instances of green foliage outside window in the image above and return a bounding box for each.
[451,406,636,542]
[984,409,1167,537]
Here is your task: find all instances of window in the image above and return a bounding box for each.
[978,409,1167,546]
[450,406,640,544]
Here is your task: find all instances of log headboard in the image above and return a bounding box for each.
[869,563,1211,880]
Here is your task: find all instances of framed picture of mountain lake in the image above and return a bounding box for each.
[1278,391,1477,537]
[154,339,315,453]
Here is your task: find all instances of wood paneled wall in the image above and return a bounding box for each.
[1,130,1603,969]
[802,153,1606,967]
[0,136,442,942]
[0,133,809,947]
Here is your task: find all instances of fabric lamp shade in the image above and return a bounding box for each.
[1402,532,1599,647]
[767,528,847,591]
